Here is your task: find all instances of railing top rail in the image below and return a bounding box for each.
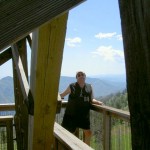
[61,100,130,121]
[91,104,130,121]
[0,100,130,121]
[54,122,94,150]
[0,103,15,111]
[0,115,14,121]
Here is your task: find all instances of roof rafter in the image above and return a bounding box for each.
[0,0,85,51]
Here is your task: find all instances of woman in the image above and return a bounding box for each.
[60,71,103,145]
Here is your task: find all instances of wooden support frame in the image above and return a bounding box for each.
[0,116,14,150]
[11,42,34,115]
[0,0,85,51]
[119,0,150,149]
[30,13,68,150]
[12,39,29,150]
[103,111,111,150]
[11,44,29,100]
[54,122,94,150]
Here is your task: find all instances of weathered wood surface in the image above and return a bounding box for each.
[0,101,131,150]
[11,42,34,115]
[91,104,130,121]
[0,115,14,150]
[31,13,68,150]
[54,122,94,150]
[0,0,85,51]
[0,115,14,122]
[103,111,111,150]
[119,0,150,149]
[0,47,12,65]
[12,39,29,150]
[0,103,15,111]
[11,44,29,100]
[56,94,62,114]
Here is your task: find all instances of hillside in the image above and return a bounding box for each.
[59,76,126,98]
[0,76,126,103]
[0,76,14,103]
[99,89,129,111]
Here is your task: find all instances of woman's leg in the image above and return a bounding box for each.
[83,129,92,145]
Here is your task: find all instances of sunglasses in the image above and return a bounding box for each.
[77,73,85,77]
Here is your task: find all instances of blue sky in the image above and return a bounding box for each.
[0,0,126,79]
[61,0,125,77]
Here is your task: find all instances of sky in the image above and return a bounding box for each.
[0,0,126,79]
[61,0,125,77]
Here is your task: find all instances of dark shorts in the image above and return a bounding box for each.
[61,114,90,133]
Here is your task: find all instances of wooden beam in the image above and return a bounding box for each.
[56,94,62,114]
[54,122,94,150]
[0,47,12,66]
[11,44,29,99]
[12,39,29,150]
[0,103,15,111]
[11,43,34,115]
[31,13,68,150]
[0,116,14,150]
[0,0,85,51]
[119,0,150,149]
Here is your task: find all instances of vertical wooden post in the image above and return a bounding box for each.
[119,0,150,149]
[29,13,68,150]
[6,117,14,150]
[12,39,29,150]
[103,111,111,150]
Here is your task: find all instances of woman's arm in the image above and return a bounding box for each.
[90,85,104,105]
[60,86,71,99]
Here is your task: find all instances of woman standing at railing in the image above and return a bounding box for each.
[60,71,103,146]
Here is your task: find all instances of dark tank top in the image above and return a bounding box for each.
[65,82,92,117]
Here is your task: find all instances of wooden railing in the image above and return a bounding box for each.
[58,101,131,150]
[0,102,131,150]
[0,116,14,150]
[54,122,93,150]
[0,103,15,111]
[91,104,130,150]
[0,103,15,150]
[0,103,93,150]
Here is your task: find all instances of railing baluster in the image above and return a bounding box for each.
[0,116,14,150]
[103,111,111,150]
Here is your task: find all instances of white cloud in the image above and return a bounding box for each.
[95,32,123,41]
[91,46,124,62]
[95,32,117,39]
[66,37,81,47]
[116,34,123,41]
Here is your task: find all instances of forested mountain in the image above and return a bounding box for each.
[0,76,126,104]
[90,90,129,149]
[99,89,129,111]
[59,76,126,98]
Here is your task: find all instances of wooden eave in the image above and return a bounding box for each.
[0,0,85,51]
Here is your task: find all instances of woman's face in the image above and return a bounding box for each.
[76,72,86,83]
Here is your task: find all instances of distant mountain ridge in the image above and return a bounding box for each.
[59,76,126,98]
[0,76,126,104]
[0,76,14,104]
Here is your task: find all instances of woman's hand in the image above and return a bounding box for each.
[92,99,104,105]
